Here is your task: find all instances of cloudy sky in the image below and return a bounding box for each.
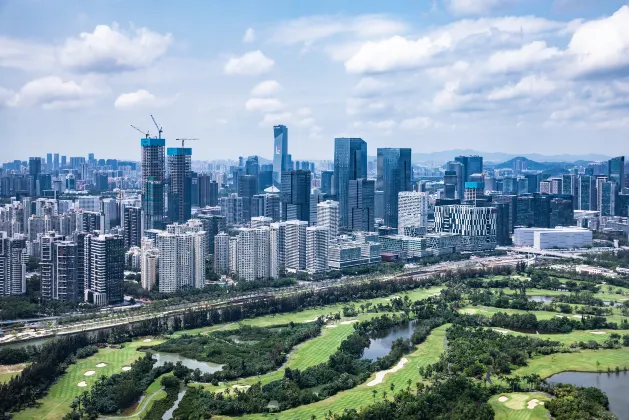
[1,0,628,161]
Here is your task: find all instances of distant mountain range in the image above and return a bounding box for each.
[493,157,578,173]
[406,149,612,165]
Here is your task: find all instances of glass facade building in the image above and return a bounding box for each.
[141,138,165,230]
[167,147,192,224]
[334,138,367,229]
[273,125,288,187]
[376,148,411,228]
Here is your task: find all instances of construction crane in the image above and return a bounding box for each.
[150,115,163,139]
[174,138,199,223]
[130,125,150,138]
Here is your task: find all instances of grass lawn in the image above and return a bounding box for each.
[212,324,448,420]
[489,392,550,420]
[0,370,20,383]
[512,346,629,379]
[459,305,629,325]
[174,286,444,337]
[13,338,164,420]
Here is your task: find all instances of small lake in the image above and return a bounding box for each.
[151,352,223,375]
[162,389,186,420]
[361,321,416,361]
[547,371,629,420]
[527,295,553,303]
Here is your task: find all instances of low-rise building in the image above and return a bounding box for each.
[513,227,592,250]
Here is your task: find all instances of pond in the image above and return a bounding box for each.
[527,295,553,303]
[546,371,629,420]
[150,352,223,375]
[162,389,186,420]
[361,321,416,361]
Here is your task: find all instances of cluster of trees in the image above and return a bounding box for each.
[545,383,615,420]
[64,355,173,418]
[74,345,99,359]
[141,375,181,420]
[0,334,90,414]
[420,326,563,381]
[154,322,323,382]
[571,333,629,350]
[551,291,606,307]
[583,249,629,269]
[458,312,627,333]
[0,345,39,365]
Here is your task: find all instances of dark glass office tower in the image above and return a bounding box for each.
[141,138,165,230]
[321,170,333,196]
[238,174,258,222]
[349,178,375,231]
[198,175,218,207]
[273,125,288,187]
[455,155,483,182]
[281,170,311,222]
[578,175,596,210]
[167,147,192,224]
[334,138,367,229]
[376,148,411,228]
[443,171,457,199]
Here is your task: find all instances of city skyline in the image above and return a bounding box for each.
[2,0,629,160]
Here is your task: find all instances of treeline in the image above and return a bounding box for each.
[0,345,40,365]
[64,355,173,418]
[545,383,616,420]
[0,334,90,413]
[173,312,450,417]
[458,311,627,333]
[325,376,495,420]
[582,249,629,269]
[153,322,322,383]
[420,326,563,380]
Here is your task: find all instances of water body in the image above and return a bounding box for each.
[547,371,629,420]
[151,352,223,375]
[527,295,553,303]
[162,389,186,420]
[361,321,416,361]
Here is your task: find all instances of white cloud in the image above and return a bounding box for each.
[8,76,108,109]
[58,23,172,73]
[487,75,558,100]
[243,28,256,43]
[486,41,560,74]
[400,116,436,130]
[0,37,56,71]
[224,50,275,75]
[245,97,283,112]
[354,77,389,96]
[566,6,629,78]
[296,107,312,116]
[251,80,281,97]
[114,89,173,109]
[444,0,518,16]
[259,112,292,126]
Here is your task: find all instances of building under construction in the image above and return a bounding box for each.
[167,147,192,224]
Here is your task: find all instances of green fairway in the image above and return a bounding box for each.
[175,286,444,336]
[212,324,448,420]
[14,338,164,420]
[459,305,629,325]
[489,328,629,345]
[0,370,20,383]
[513,347,629,379]
[489,392,550,420]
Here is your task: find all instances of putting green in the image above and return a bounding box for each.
[489,392,550,420]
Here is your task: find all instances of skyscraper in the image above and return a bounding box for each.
[238,174,258,222]
[281,170,311,222]
[0,233,27,296]
[123,206,143,248]
[53,153,60,170]
[598,179,616,216]
[578,175,596,210]
[41,233,78,302]
[167,147,192,224]
[608,156,625,186]
[377,148,412,228]
[285,220,307,270]
[141,138,165,230]
[198,175,218,207]
[317,200,340,238]
[158,221,207,293]
[445,161,464,199]
[443,170,458,199]
[273,125,288,187]
[321,170,333,196]
[306,226,329,273]
[398,192,429,234]
[84,233,124,306]
[454,155,483,186]
[348,178,375,232]
[334,138,367,229]
[141,239,159,291]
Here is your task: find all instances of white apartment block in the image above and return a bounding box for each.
[306,226,329,273]
[251,216,273,228]
[214,232,230,275]
[398,192,428,233]
[229,236,238,274]
[157,222,207,293]
[285,220,308,271]
[317,200,340,239]
[270,222,286,278]
[141,239,159,292]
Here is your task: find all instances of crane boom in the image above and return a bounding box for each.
[131,125,150,138]
[150,115,163,139]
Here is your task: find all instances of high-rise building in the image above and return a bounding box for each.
[102,198,118,233]
[196,214,226,254]
[398,192,429,234]
[608,156,625,186]
[213,232,230,275]
[348,178,375,232]
[46,153,53,171]
[84,234,124,306]
[454,156,483,184]
[235,227,270,281]
[238,174,258,223]
[306,226,329,273]
[285,220,307,270]
[53,153,59,170]
[219,194,244,225]
[270,222,286,278]
[140,239,159,291]
[334,138,367,229]
[317,200,340,238]
[443,171,457,199]
[578,175,596,211]
[141,138,166,230]
[550,178,563,195]
[167,148,192,224]
[157,221,207,293]
[41,234,78,302]
[281,170,311,222]
[445,161,464,199]
[273,125,289,187]
[598,179,616,216]
[310,189,325,226]
[321,170,333,196]
[198,175,218,207]
[434,205,497,251]
[377,148,412,228]
[0,233,27,296]
[123,206,142,248]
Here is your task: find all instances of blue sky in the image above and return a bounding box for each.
[1,0,628,161]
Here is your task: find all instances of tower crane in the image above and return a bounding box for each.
[130,125,150,138]
[150,115,163,139]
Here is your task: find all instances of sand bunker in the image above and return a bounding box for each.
[498,396,508,403]
[556,314,565,317]
[590,331,606,335]
[368,358,408,386]
[122,366,132,371]
[95,363,107,368]
[492,328,509,334]
[340,320,358,325]
[77,381,87,387]
[143,339,152,342]
[325,325,338,329]
[232,385,251,390]
[572,315,582,318]
[84,370,96,376]
[527,399,540,409]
